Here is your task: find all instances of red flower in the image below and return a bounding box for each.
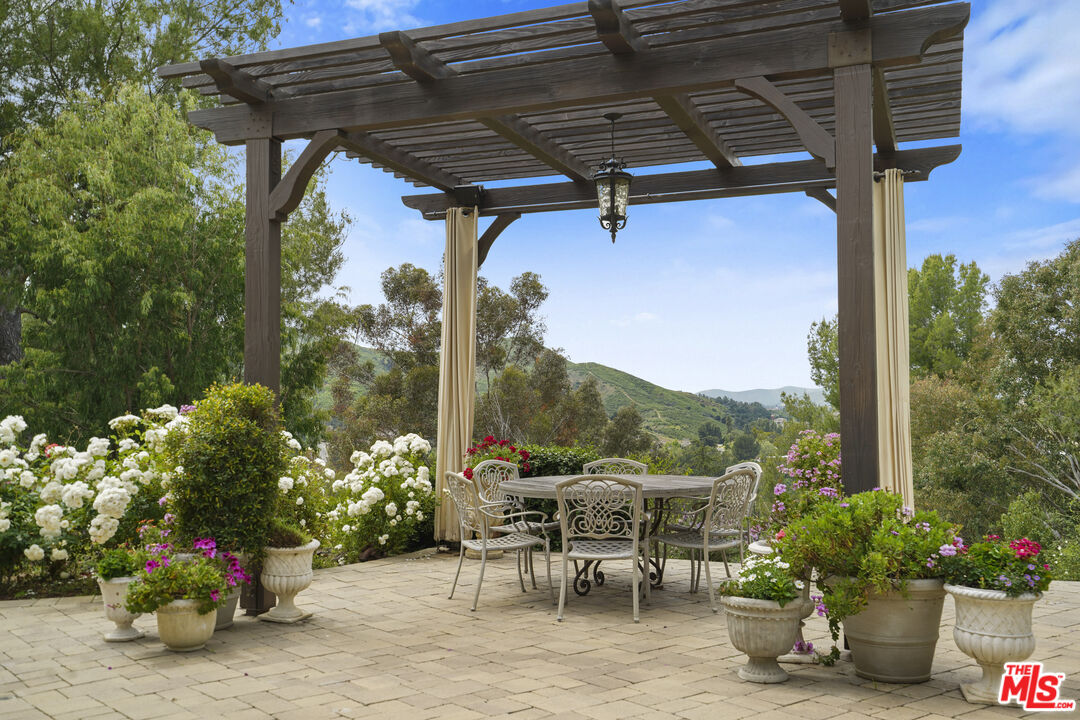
[523,462,531,473]
[775,529,786,540]
[463,468,473,480]
[483,435,495,443]
[498,439,509,447]
[520,450,530,460]
[496,456,506,462]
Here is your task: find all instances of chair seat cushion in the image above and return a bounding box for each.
[567,538,637,560]
[462,532,545,552]
[655,530,740,552]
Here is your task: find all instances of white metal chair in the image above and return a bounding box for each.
[556,474,648,622]
[471,459,558,586]
[582,457,647,475]
[655,465,759,612]
[445,471,553,611]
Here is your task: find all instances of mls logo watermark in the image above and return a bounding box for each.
[999,662,1076,711]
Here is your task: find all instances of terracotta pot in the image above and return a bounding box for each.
[98,577,145,642]
[260,539,319,623]
[945,584,1040,704]
[842,578,946,683]
[722,595,806,683]
[156,599,216,652]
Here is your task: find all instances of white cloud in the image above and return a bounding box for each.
[343,0,423,33]
[907,216,970,234]
[304,16,323,28]
[1029,165,1080,204]
[1002,217,1080,251]
[964,1,1080,138]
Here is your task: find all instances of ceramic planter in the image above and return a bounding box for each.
[156,599,216,652]
[842,578,946,683]
[215,588,242,630]
[97,577,145,642]
[721,595,806,683]
[260,539,320,623]
[945,584,1040,704]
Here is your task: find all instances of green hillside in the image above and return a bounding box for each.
[566,362,759,443]
[320,346,774,443]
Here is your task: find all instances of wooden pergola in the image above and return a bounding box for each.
[160,0,968,505]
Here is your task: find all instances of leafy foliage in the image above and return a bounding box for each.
[165,383,287,557]
[95,547,139,581]
[719,554,800,606]
[518,446,602,477]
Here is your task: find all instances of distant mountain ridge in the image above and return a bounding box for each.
[699,386,826,408]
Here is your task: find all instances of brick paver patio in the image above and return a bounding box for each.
[1,551,1078,719]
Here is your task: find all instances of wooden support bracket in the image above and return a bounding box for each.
[477,213,521,268]
[268,130,343,221]
[199,58,273,104]
[734,76,836,168]
[805,188,837,213]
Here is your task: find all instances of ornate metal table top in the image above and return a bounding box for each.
[500,474,715,500]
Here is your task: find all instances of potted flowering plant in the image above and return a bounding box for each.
[718,554,806,683]
[942,536,1053,704]
[764,430,843,544]
[464,436,531,480]
[124,523,237,652]
[95,547,144,641]
[778,489,961,681]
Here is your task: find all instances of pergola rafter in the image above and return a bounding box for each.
[160,0,970,550]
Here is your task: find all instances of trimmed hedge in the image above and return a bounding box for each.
[519,445,601,477]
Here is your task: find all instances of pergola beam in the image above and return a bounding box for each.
[199,58,273,104]
[872,66,899,153]
[589,0,740,168]
[188,4,970,145]
[379,30,592,183]
[401,145,959,218]
[340,131,465,191]
[839,0,874,22]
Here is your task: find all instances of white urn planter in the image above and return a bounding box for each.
[843,578,946,683]
[259,539,320,623]
[945,584,1040,704]
[97,577,145,642]
[721,595,806,683]
[156,599,216,652]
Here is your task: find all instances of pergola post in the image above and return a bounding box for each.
[834,55,880,494]
[434,206,479,542]
[243,137,283,394]
[241,136,282,615]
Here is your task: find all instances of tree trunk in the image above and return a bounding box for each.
[0,306,21,365]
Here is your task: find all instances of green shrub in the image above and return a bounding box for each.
[519,445,600,477]
[166,383,287,558]
[999,491,1060,547]
[267,519,311,548]
[95,547,138,580]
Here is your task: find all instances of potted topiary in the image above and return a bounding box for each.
[165,383,288,623]
[942,536,1052,704]
[95,547,145,642]
[124,524,232,652]
[719,554,806,683]
[778,489,961,682]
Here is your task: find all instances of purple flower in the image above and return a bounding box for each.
[901,506,915,518]
[925,558,936,569]
[838,502,850,508]
[157,496,168,507]
[145,559,160,574]
[915,522,931,533]
[180,404,196,415]
[773,483,787,496]
[818,487,838,498]
[163,513,175,525]
[938,544,957,557]
[210,589,220,602]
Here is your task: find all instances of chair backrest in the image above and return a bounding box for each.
[444,471,486,539]
[703,466,759,536]
[471,459,519,504]
[582,457,647,475]
[556,474,643,542]
[725,461,763,505]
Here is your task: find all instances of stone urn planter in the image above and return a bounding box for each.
[97,577,145,642]
[259,539,320,623]
[945,584,1040,704]
[156,599,216,652]
[843,578,946,683]
[721,595,806,683]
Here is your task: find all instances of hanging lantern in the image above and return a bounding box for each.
[592,112,633,243]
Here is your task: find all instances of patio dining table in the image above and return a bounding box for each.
[499,474,719,596]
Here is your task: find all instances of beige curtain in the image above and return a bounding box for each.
[434,207,478,541]
[873,169,914,507]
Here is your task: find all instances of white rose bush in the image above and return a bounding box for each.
[329,434,436,560]
[0,406,181,584]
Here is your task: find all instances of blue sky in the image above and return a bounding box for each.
[269,0,1080,394]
